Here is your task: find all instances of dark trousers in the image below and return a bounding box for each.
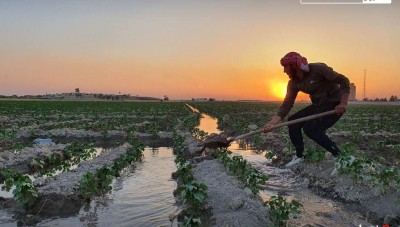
[288,101,342,158]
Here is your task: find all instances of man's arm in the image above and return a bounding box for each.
[263,80,298,132]
[335,92,349,114]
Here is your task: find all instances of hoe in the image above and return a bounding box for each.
[203,110,337,149]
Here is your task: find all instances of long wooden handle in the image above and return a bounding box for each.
[232,110,337,141]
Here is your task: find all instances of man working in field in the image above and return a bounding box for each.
[263,52,350,167]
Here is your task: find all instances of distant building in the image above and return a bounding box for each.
[349,83,356,101]
[192,98,208,102]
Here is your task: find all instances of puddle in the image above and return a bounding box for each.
[1,147,179,227]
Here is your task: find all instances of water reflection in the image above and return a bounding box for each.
[186,104,220,134]
[188,105,266,156]
[1,147,179,227]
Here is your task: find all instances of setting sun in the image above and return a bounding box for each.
[272,82,287,100]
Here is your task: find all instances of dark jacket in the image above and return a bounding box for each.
[277,63,350,118]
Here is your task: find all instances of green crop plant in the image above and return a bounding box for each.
[12,142,25,153]
[246,171,269,195]
[393,144,400,155]
[181,215,202,227]
[148,123,159,138]
[334,145,399,195]
[172,130,186,156]
[30,158,45,170]
[29,129,39,138]
[173,146,208,226]
[335,154,376,183]
[215,149,231,164]
[349,131,361,144]
[179,180,208,209]
[175,158,193,183]
[396,179,400,202]
[95,167,115,193]
[265,195,303,227]
[374,167,399,194]
[0,168,38,207]
[303,147,325,164]
[32,143,97,176]
[9,175,38,207]
[79,139,144,200]
[228,156,248,174]
[79,172,98,200]
[101,130,109,140]
[252,134,264,146]
[216,150,268,195]
[0,124,7,139]
[333,142,357,175]
[191,128,208,140]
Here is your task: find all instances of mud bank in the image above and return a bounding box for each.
[191,159,270,226]
[15,128,175,148]
[251,130,400,225]
[296,159,400,226]
[0,143,67,174]
[14,128,209,156]
[1,129,203,179]
[30,143,133,216]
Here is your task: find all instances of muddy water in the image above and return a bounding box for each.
[193,107,373,227]
[1,147,179,227]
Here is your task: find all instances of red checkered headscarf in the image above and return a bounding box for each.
[280,52,308,70]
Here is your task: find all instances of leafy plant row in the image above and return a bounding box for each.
[78,138,145,200]
[189,101,400,134]
[214,148,303,226]
[215,149,268,195]
[30,142,97,177]
[172,130,208,227]
[333,143,400,196]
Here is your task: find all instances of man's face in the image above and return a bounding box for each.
[283,65,296,79]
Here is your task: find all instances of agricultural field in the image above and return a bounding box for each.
[0,100,205,226]
[0,100,399,226]
[190,101,400,226]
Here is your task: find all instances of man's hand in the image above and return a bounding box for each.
[336,92,349,115]
[335,104,347,115]
[263,115,282,133]
[263,122,274,133]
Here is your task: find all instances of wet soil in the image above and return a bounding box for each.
[192,159,270,226]
[188,106,400,227]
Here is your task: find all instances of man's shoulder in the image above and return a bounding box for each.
[309,63,333,74]
[309,62,329,69]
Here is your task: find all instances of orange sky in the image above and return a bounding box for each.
[0,1,399,100]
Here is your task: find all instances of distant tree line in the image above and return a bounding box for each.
[0,93,162,101]
[362,95,399,102]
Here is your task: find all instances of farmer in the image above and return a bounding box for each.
[263,52,350,168]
